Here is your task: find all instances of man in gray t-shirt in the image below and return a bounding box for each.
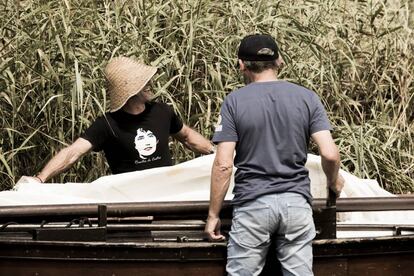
[205,34,344,275]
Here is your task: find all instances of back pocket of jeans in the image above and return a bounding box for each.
[286,203,314,242]
[231,205,270,247]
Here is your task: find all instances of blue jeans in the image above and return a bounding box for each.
[227,192,315,276]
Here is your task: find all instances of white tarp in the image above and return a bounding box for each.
[1,154,413,235]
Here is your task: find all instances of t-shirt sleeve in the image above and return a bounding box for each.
[212,97,238,143]
[168,105,184,134]
[80,116,111,151]
[309,94,333,134]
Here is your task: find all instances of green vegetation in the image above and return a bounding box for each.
[1,0,413,193]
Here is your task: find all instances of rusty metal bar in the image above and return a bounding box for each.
[0,201,213,218]
[4,223,413,235]
[0,223,207,232]
[334,196,414,212]
[337,224,414,232]
[0,197,413,222]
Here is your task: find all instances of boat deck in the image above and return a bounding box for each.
[1,197,414,275]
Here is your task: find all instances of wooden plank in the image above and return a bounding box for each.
[314,258,348,276]
[0,259,225,276]
[348,254,414,276]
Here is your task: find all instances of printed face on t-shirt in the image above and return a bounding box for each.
[134,128,158,159]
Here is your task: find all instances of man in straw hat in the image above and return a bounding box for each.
[205,34,344,275]
[26,57,215,183]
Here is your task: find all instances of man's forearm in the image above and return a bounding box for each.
[182,128,214,154]
[321,156,340,187]
[174,125,214,154]
[205,141,235,241]
[311,131,343,196]
[208,159,232,218]
[36,148,78,182]
[34,138,92,182]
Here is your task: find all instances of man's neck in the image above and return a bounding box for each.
[249,69,278,83]
[122,102,146,115]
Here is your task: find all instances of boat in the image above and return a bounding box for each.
[1,195,413,275]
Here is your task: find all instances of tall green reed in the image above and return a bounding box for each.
[0,0,412,193]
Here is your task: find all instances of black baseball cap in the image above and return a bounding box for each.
[238,34,279,61]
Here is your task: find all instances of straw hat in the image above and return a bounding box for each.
[104,57,157,112]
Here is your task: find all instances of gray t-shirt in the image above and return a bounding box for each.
[212,81,332,206]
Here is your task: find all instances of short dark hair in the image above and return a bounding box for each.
[242,60,277,73]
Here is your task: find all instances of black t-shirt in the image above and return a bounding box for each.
[81,102,183,174]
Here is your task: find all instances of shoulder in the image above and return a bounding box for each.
[283,81,318,98]
[222,89,241,104]
[85,113,117,132]
[90,113,109,124]
[230,85,250,97]
[98,112,116,124]
[81,113,114,143]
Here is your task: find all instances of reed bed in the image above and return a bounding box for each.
[0,0,413,194]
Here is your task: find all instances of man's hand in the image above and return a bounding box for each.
[205,216,226,242]
[329,174,345,198]
[18,176,43,184]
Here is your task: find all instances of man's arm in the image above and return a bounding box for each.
[25,138,93,183]
[205,141,235,241]
[173,124,215,154]
[311,130,344,197]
